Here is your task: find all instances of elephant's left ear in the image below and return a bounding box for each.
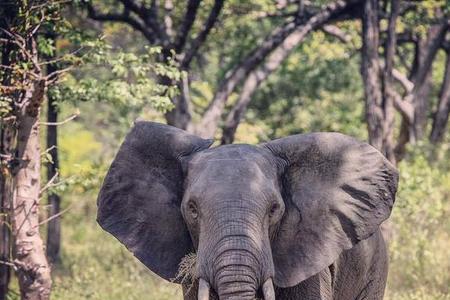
[262,133,398,288]
[97,121,213,282]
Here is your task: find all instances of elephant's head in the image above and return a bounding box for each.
[97,122,398,300]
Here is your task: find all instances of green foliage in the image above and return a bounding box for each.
[387,148,450,299]
[243,30,366,141]
[50,42,181,114]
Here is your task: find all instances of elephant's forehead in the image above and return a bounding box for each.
[187,144,276,184]
[188,145,276,195]
[190,144,269,164]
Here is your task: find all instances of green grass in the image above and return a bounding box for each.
[50,204,182,300]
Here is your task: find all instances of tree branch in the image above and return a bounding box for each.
[411,21,448,89]
[174,0,202,53]
[86,3,157,44]
[163,0,174,39]
[181,0,225,68]
[392,68,414,93]
[430,51,450,143]
[321,24,351,42]
[143,0,171,46]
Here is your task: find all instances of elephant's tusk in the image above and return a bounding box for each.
[262,278,275,300]
[198,278,210,300]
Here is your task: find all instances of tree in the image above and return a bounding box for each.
[0,1,78,298]
[45,32,62,265]
[360,0,449,163]
[430,46,450,144]
[86,0,364,140]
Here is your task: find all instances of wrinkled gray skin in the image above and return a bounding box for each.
[97,122,398,300]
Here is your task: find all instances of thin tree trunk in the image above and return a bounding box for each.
[0,176,9,300]
[0,121,15,300]
[430,51,450,143]
[0,125,13,300]
[0,26,14,300]
[361,0,384,151]
[380,0,400,164]
[11,80,52,300]
[46,70,61,264]
[164,75,192,130]
[394,22,448,160]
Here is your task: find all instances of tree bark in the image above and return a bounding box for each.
[0,125,13,300]
[394,22,448,160]
[11,80,52,300]
[361,0,384,151]
[380,0,400,164]
[164,75,192,130]
[410,25,446,140]
[430,51,450,143]
[0,18,15,299]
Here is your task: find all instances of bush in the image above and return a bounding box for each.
[386,151,450,299]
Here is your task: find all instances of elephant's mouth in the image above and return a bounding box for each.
[176,253,275,300]
[197,277,275,300]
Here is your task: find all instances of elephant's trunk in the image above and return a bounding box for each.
[197,199,274,300]
[214,251,258,300]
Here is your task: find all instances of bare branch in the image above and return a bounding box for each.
[34,205,73,229]
[321,24,351,42]
[181,0,225,68]
[86,3,157,44]
[174,0,202,52]
[39,111,79,126]
[392,91,414,123]
[392,68,414,93]
[39,171,59,196]
[45,65,75,83]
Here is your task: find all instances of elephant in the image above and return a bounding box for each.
[97,121,398,300]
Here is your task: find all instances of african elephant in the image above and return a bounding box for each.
[97,121,398,300]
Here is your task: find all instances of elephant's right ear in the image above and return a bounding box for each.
[97,121,213,281]
[262,133,398,288]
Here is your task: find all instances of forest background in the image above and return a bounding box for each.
[0,1,449,300]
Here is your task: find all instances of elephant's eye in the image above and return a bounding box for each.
[269,203,280,218]
[188,201,198,220]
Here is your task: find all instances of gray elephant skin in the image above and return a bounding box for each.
[97,121,398,300]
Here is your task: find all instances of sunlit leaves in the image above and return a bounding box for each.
[52,42,181,114]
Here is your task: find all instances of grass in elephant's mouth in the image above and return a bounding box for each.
[174,252,198,292]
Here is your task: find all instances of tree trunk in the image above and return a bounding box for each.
[0,124,13,300]
[10,80,52,300]
[46,77,61,265]
[361,0,384,151]
[164,75,192,131]
[0,178,10,300]
[394,22,448,160]
[0,122,16,300]
[0,20,15,300]
[430,51,450,144]
[380,0,400,164]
